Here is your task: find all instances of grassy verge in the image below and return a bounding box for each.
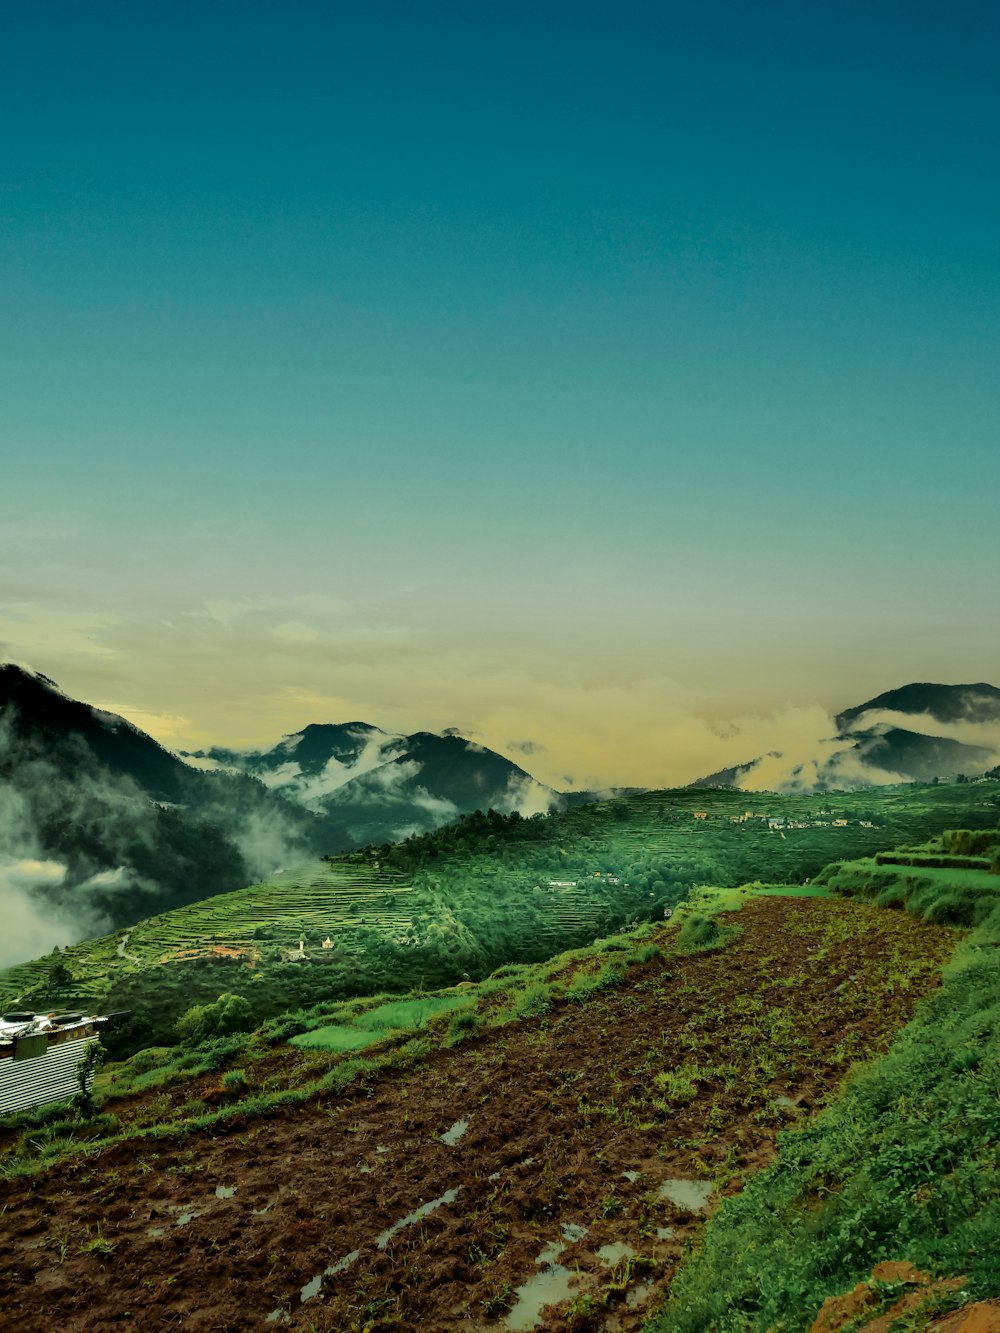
[649,855,1000,1332]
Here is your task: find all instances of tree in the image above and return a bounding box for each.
[48,957,74,995]
[176,992,254,1044]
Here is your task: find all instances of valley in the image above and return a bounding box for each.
[3,781,997,1059]
[3,670,1000,1329]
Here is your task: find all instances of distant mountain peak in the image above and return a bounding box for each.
[694,681,1000,792]
[836,682,1000,731]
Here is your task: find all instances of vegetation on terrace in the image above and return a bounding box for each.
[2,780,997,1061]
[2,798,1000,1327]
[654,848,1000,1330]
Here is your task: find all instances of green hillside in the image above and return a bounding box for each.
[2,838,1000,1329]
[3,780,998,1058]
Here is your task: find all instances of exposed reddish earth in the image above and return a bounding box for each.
[810,1263,1000,1333]
[0,897,957,1332]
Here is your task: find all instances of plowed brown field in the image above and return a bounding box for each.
[0,896,956,1333]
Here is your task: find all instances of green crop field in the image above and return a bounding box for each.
[289,1025,384,1053]
[351,995,471,1030]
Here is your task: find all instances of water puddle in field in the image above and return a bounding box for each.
[325,1249,360,1276]
[150,1203,204,1234]
[597,1241,635,1267]
[215,1185,236,1198]
[251,1202,273,1216]
[502,1224,589,1330]
[376,1187,460,1249]
[621,1169,641,1183]
[627,1282,655,1309]
[296,1248,362,1306]
[441,1118,468,1146]
[535,1237,566,1266]
[659,1178,713,1211]
[300,1274,322,1302]
[560,1222,588,1243]
[656,1225,676,1240]
[273,1189,462,1319]
[504,1263,578,1331]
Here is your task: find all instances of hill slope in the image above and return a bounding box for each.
[0,892,960,1331]
[0,665,322,956]
[3,778,997,1056]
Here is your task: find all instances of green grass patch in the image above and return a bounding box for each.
[677,914,727,951]
[288,1025,385,1052]
[746,884,833,898]
[351,995,472,1030]
[818,857,1000,929]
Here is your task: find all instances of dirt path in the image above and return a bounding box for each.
[0,897,956,1333]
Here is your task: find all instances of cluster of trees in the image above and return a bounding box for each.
[346,807,552,874]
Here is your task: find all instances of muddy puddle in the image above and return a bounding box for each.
[503,1221,594,1330]
[597,1241,636,1267]
[277,1193,461,1323]
[659,1178,713,1211]
[441,1117,469,1146]
[376,1186,461,1249]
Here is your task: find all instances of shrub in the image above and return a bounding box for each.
[629,943,661,964]
[73,1041,106,1118]
[443,1009,480,1046]
[176,993,254,1044]
[677,914,722,951]
[199,1033,250,1072]
[261,1010,310,1044]
[510,982,554,1017]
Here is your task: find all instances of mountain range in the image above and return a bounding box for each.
[692,681,1000,790]
[181,721,560,845]
[3,663,999,956]
[0,665,569,952]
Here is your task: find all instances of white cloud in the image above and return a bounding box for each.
[0,858,112,969]
[848,709,1000,762]
[493,773,557,818]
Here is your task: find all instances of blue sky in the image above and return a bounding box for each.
[2,1,998,785]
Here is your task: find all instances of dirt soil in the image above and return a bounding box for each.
[0,896,956,1333]
[811,1263,1000,1333]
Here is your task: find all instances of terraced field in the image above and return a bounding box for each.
[0,863,422,1011]
[130,862,419,959]
[0,892,964,1333]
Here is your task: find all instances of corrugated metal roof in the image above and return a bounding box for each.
[0,1035,99,1115]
